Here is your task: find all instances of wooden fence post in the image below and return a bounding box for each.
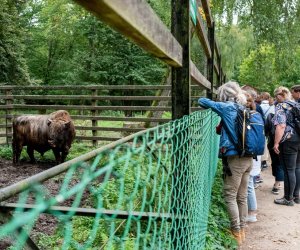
[218,55,222,87]
[171,0,190,248]
[171,0,191,119]
[91,88,98,147]
[207,22,215,99]
[5,88,13,145]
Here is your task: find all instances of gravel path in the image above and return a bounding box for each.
[240,167,300,250]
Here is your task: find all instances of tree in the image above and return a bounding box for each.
[238,44,278,91]
[0,0,30,85]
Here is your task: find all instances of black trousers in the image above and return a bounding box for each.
[280,140,300,200]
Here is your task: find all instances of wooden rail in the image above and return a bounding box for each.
[74,0,182,67]
[0,85,204,144]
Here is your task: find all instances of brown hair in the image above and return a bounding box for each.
[244,92,256,110]
[291,85,300,92]
[260,92,271,101]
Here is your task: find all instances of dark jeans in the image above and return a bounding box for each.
[268,143,284,182]
[279,140,300,200]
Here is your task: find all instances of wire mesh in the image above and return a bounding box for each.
[0,110,220,250]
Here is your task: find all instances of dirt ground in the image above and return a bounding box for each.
[240,167,300,250]
[1,158,300,249]
[0,158,94,249]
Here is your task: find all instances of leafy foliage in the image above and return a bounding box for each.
[239,44,278,91]
[212,0,300,91]
[0,0,30,85]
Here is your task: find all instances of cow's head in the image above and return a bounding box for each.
[47,119,72,149]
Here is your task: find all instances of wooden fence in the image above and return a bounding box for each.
[0,84,204,146]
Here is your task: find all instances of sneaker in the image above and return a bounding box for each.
[246,215,257,223]
[294,197,300,204]
[274,197,294,206]
[254,176,263,184]
[272,187,279,195]
[261,161,268,170]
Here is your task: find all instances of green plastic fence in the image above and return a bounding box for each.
[0,110,220,250]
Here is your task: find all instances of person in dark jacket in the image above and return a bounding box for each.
[199,81,252,245]
[265,112,284,194]
[273,86,300,206]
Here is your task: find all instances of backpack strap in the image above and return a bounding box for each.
[263,106,271,117]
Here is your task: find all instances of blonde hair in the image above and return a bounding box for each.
[217,81,246,105]
[274,86,292,101]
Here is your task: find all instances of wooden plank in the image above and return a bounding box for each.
[11,105,171,112]
[0,114,171,123]
[76,136,122,141]
[0,95,171,101]
[194,11,212,58]
[190,61,211,89]
[0,85,172,91]
[74,0,182,67]
[0,133,10,137]
[73,116,170,123]
[200,0,213,28]
[0,84,197,92]
[75,126,144,132]
[1,203,173,221]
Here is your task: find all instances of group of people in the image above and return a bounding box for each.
[198,82,300,246]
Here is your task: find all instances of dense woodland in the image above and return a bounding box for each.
[1,0,300,93]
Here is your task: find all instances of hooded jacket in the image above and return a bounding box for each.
[198,98,239,157]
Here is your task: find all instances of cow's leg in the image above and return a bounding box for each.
[52,149,62,164]
[61,149,69,163]
[27,146,36,163]
[13,141,23,165]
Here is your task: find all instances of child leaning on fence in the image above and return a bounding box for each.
[198,81,253,246]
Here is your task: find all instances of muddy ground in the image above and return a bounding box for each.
[0,158,95,249]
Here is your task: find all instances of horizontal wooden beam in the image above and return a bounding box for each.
[0,114,171,123]
[7,105,172,112]
[74,0,182,67]
[75,126,144,132]
[190,61,211,89]
[0,95,171,101]
[0,85,172,91]
[0,203,173,221]
[76,136,122,141]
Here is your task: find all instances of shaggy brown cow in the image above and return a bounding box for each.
[12,110,76,164]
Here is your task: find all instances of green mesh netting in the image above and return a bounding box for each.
[0,110,220,250]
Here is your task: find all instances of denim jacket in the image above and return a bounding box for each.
[198,98,239,157]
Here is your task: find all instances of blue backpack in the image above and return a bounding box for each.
[235,105,265,157]
[223,104,265,157]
